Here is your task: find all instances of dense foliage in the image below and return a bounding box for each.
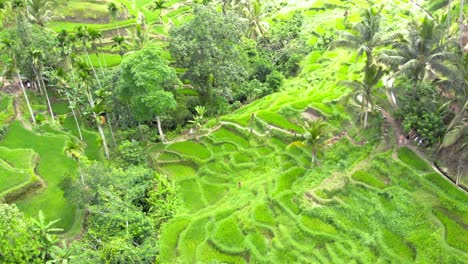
[0,0,467,263]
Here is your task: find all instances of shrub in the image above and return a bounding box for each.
[118,140,146,166]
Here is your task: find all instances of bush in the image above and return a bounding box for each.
[118,140,146,166]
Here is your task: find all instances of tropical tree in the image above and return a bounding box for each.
[302,119,328,169]
[189,105,207,130]
[169,5,246,105]
[29,47,56,125]
[117,45,179,143]
[107,2,120,35]
[46,67,84,140]
[380,17,455,90]
[75,26,105,92]
[26,0,54,26]
[128,24,149,50]
[243,0,268,40]
[87,28,106,73]
[330,6,401,71]
[111,35,128,57]
[150,0,166,24]
[0,203,42,263]
[0,38,36,124]
[76,60,110,159]
[341,65,384,128]
[30,210,63,260]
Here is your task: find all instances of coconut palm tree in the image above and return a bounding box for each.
[330,6,401,71]
[128,24,149,51]
[26,0,54,27]
[111,35,128,57]
[29,47,56,125]
[302,119,328,169]
[46,67,84,140]
[243,0,268,40]
[341,65,384,128]
[87,28,106,73]
[150,0,166,24]
[380,17,455,90]
[76,60,110,159]
[0,38,36,124]
[107,2,120,36]
[75,26,104,91]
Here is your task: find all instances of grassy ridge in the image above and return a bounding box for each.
[0,121,78,230]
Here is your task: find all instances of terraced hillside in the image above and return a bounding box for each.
[151,1,468,262]
[0,91,102,232]
[50,0,193,67]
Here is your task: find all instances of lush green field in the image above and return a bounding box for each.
[49,0,192,67]
[152,1,468,262]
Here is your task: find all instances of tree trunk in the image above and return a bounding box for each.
[86,89,110,159]
[32,66,55,125]
[16,70,36,124]
[83,48,103,90]
[364,99,369,128]
[66,93,83,141]
[156,116,165,143]
[107,114,117,148]
[310,148,316,169]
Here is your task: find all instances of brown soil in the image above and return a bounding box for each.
[301,107,324,121]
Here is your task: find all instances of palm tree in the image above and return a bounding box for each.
[87,28,106,74]
[243,0,268,40]
[150,0,166,24]
[302,119,328,169]
[46,67,84,140]
[30,47,56,125]
[0,38,36,124]
[26,0,54,27]
[75,26,104,91]
[128,24,148,51]
[107,2,120,36]
[330,7,401,71]
[31,210,63,260]
[76,61,110,159]
[380,17,455,90]
[341,65,384,128]
[111,35,128,57]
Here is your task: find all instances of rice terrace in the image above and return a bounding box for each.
[0,0,467,263]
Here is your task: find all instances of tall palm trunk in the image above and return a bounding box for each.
[156,116,165,143]
[69,68,85,141]
[364,98,369,128]
[66,93,83,140]
[85,88,110,159]
[106,114,117,148]
[32,66,55,125]
[16,69,36,124]
[310,148,316,169]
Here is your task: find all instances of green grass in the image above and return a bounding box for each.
[165,141,211,160]
[398,147,432,172]
[211,216,246,253]
[434,210,468,252]
[0,147,38,195]
[0,121,78,231]
[351,170,387,189]
[381,229,415,261]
